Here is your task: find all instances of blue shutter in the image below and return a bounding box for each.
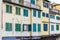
[33,9,36,17]
[44,24,48,31]
[51,25,54,31]
[31,0,35,4]
[38,24,41,32]
[46,13,49,17]
[23,9,28,17]
[38,11,41,18]
[33,23,36,32]
[42,12,45,17]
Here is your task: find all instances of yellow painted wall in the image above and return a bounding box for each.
[54,5,60,11]
[37,0,49,36]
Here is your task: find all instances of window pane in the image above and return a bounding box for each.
[15,24,21,31]
[43,24,48,31]
[33,23,36,32]
[23,24,28,31]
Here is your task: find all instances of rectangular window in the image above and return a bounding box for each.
[5,23,12,31]
[33,9,36,17]
[16,7,21,15]
[43,2,49,8]
[56,16,60,20]
[38,24,41,32]
[23,24,28,31]
[51,25,54,31]
[38,11,41,18]
[31,0,35,4]
[6,5,12,13]
[42,12,45,17]
[46,13,49,17]
[23,9,28,17]
[28,24,31,32]
[56,25,59,30]
[43,24,48,31]
[33,23,36,32]
[50,14,55,19]
[19,0,22,3]
[15,24,21,31]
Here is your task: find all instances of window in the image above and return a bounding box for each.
[38,11,41,18]
[16,7,21,15]
[6,5,12,13]
[43,24,48,31]
[31,0,35,4]
[23,24,28,31]
[50,14,55,19]
[23,9,28,17]
[33,9,36,17]
[15,24,21,31]
[51,25,54,31]
[46,13,49,17]
[28,24,31,32]
[56,25,59,30]
[42,12,45,17]
[19,0,22,3]
[43,2,49,8]
[33,23,36,32]
[38,24,41,32]
[5,23,12,31]
[56,16,60,20]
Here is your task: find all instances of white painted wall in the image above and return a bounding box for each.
[31,9,41,36]
[2,3,30,37]
[50,14,60,35]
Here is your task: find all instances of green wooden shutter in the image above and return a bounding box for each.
[10,6,12,13]
[56,25,59,30]
[6,5,9,13]
[16,7,20,15]
[15,24,21,31]
[6,23,12,31]
[28,24,31,32]
[6,5,12,13]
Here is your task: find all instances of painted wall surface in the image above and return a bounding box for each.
[50,15,60,35]
[0,0,3,40]
[31,9,41,36]
[36,0,50,36]
[54,5,60,11]
[2,3,31,37]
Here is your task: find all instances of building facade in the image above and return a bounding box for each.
[0,0,60,40]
